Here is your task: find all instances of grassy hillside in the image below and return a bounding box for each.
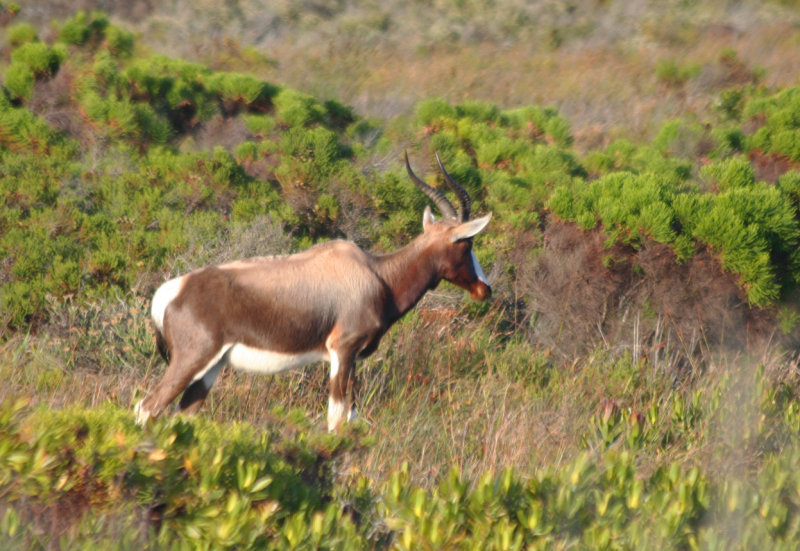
[2,4,800,548]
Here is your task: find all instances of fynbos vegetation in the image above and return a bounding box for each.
[3,4,800,548]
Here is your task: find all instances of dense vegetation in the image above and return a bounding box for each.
[3,3,800,548]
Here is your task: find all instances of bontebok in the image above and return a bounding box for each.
[135,152,492,431]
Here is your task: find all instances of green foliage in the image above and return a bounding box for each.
[3,63,34,101]
[6,22,36,47]
[0,400,368,549]
[274,88,325,127]
[700,156,756,191]
[744,87,800,160]
[655,58,701,87]
[549,172,682,247]
[3,8,800,323]
[408,97,583,232]
[10,42,63,77]
[206,71,278,111]
[549,151,800,305]
[415,97,457,128]
[693,182,800,304]
[56,10,109,46]
[4,359,800,549]
[717,88,745,121]
[243,113,276,136]
[104,24,135,58]
[6,8,800,551]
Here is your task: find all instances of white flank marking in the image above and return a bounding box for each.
[328,396,346,432]
[191,345,233,385]
[471,251,490,286]
[151,276,185,332]
[228,344,327,375]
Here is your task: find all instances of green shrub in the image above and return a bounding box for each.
[415,97,457,127]
[243,113,276,136]
[3,63,34,101]
[234,140,259,162]
[206,71,277,112]
[655,59,701,87]
[0,401,368,549]
[104,24,135,58]
[278,126,342,168]
[6,22,36,47]
[274,88,325,127]
[57,10,109,46]
[744,86,800,160]
[772,130,800,160]
[10,42,63,77]
[717,88,744,121]
[456,100,501,123]
[475,134,526,167]
[505,104,573,147]
[700,156,756,191]
[322,98,355,129]
[777,170,800,208]
[548,160,800,305]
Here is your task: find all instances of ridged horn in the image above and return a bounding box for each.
[404,151,458,220]
[435,151,471,222]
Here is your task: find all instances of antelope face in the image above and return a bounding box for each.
[423,207,493,301]
[445,237,492,301]
[406,150,493,302]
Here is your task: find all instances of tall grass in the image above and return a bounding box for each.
[3,3,800,546]
[2,277,794,493]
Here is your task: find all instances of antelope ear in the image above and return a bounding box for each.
[422,206,436,231]
[450,212,492,242]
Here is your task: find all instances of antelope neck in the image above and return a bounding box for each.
[373,237,440,321]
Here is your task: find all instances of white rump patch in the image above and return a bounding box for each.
[151,276,185,332]
[228,344,327,375]
[471,251,490,286]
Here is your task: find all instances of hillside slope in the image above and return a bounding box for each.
[2,6,800,549]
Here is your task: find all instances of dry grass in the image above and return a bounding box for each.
[2,277,785,491]
[5,0,800,496]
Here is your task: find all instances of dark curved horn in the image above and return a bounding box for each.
[435,151,471,222]
[405,151,458,220]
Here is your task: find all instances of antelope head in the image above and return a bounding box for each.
[405,151,492,301]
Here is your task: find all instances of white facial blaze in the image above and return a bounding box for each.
[471,250,489,286]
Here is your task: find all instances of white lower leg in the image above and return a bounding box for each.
[134,399,151,425]
[327,395,346,432]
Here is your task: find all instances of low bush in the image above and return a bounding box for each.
[0,399,369,548]
[6,22,36,47]
[3,358,800,549]
[744,87,800,161]
[548,159,800,306]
